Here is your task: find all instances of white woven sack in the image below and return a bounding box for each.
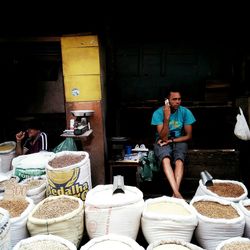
[13,234,77,250]
[30,189,46,205]
[194,179,248,202]
[234,107,250,141]
[27,195,84,247]
[21,175,47,197]
[0,141,16,173]
[146,239,204,250]
[216,236,250,250]
[0,207,11,250]
[141,196,198,244]
[2,197,35,248]
[85,184,144,240]
[239,199,250,238]
[80,234,145,250]
[190,195,245,250]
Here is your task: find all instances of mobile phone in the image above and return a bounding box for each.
[165,98,169,106]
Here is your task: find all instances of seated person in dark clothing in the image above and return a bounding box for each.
[16,120,48,155]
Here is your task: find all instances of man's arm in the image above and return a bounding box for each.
[157,105,171,141]
[172,124,193,143]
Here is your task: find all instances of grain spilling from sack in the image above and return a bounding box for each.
[207,183,244,197]
[32,197,79,219]
[153,244,190,250]
[147,201,191,216]
[26,179,46,190]
[0,200,28,217]
[18,240,70,250]
[221,241,250,250]
[49,155,85,168]
[193,201,239,219]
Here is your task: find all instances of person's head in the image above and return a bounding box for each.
[26,120,41,138]
[166,89,182,111]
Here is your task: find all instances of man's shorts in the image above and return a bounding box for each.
[154,142,188,166]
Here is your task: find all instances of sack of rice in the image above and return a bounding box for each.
[20,176,47,204]
[85,184,144,240]
[238,199,250,238]
[12,151,55,181]
[216,236,250,250]
[194,179,248,202]
[190,195,245,250]
[27,195,84,247]
[46,151,92,201]
[80,234,145,250]
[0,196,34,248]
[0,207,11,250]
[13,234,77,250]
[0,141,16,173]
[141,196,198,244]
[146,239,204,250]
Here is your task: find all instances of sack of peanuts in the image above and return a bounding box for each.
[80,234,145,250]
[216,236,250,250]
[0,196,34,248]
[20,176,47,204]
[190,195,245,250]
[146,239,204,250]
[0,207,11,250]
[46,151,92,201]
[85,184,144,240]
[13,234,77,250]
[239,199,250,238]
[27,195,84,247]
[194,179,248,202]
[12,152,55,181]
[141,196,198,244]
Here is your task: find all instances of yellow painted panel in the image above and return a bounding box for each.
[64,75,101,102]
[62,47,100,75]
[61,35,98,48]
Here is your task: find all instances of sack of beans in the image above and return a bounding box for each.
[13,234,77,250]
[0,207,11,250]
[46,151,92,201]
[146,239,204,250]
[190,195,245,250]
[216,236,250,250]
[238,199,250,238]
[0,141,16,173]
[80,234,145,250]
[20,176,47,204]
[194,179,248,202]
[85,184,144,240]
[0,196,34,248]
[141,196,198,244]
[12,152,55,181]
[27,195,84,247]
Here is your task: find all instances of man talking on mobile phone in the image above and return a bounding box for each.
[151,89,196,199]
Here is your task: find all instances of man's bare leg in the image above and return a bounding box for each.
[174,159,184,190]
[162,157,183,199]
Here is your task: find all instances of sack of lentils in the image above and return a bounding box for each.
[0,207,11,250]
[27,195,84,247]
[238,199,250,238]
[146,239,204,250]
[141,196,198,244]
[0,196,34,248]
[194,179,248,202]
[13,234,77,250]
[190,195,245,250]
[46,151,92,201]
[215,236,250,250]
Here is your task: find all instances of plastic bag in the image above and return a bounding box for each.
[52,138,77,153]
[234,107,250,141]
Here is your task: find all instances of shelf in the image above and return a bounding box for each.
[60,129,93,138]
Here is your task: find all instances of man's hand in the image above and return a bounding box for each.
[157,139,172,147]
[16,131,25,142]
[163,104,171,121]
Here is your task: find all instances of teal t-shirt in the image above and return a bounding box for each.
[151,106,196,139]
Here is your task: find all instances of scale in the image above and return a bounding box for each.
[71,110,94,135]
